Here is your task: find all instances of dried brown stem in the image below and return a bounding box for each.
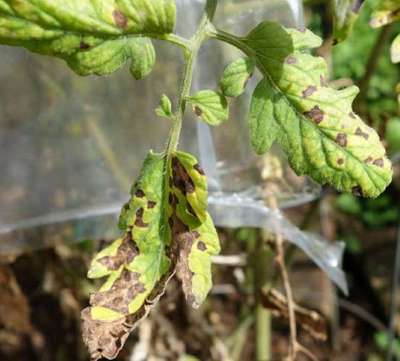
[268,197,318,361]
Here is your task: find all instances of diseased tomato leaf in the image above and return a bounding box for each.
[83,151,220,360]
[188,90,229,126]
[244,22,392,198]
[220,57,255,97]
[0,0,176,77]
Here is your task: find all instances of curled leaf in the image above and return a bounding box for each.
[155,94,173,119]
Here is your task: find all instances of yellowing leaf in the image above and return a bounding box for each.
[391,34,400,63]
[242,22,392,197]
[83,150,220,360]
[0,0,176,77]
[188,90,229,125]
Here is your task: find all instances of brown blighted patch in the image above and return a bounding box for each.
[79,41,90,50]
[134,208,149,228]
[197,241,207,251]
[168,201,198,307]
[335,133,347,147]
[113,10,128,28]
[81,309,134,361]
[194,106,202,116]
[193,163,205,176]
[302,85,317,98]
[261,289,327,341]
[355,127,369,139]
[82,250,176,361]
[90,270,145,314]
[135,189,145,198]
[98,237,138,271]
[171,157,195,194]
[303,105,324,124]
[373,158,384,167]
[285,55,297,65]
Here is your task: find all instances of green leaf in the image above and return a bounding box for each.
[243,21,392,198]
[83,150,220,360]
[391,34,400,63]
[370,0,400,27]
[220,57,255,97]
[331,0,366,43]
[188,90,229,126]
[155,94,173,119]
[0,0,176,77]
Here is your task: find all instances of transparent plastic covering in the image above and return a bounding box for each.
[0,0,347,292]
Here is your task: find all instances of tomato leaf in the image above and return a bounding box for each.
[188,90,229,125]
[0,0,176,77]
[243,22,392,198]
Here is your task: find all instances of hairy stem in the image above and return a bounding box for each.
[166,0,217,154]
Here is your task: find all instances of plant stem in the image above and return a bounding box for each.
[254,236,273,361]
[166,0,217,154]
[356,24,393,113]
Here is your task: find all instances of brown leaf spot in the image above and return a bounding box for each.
[193,163,205,176]
[79,41,90,50]
[352,186,362,196]
[192,231,200,238]
[285,56,297,65]
[302,85,317,98]
[147,200,156,209]
[373,158,384,167]
[365,156,373,164]
[335,133,347,147]
[194,106,202,116]
[172,157,195,194]
[134,208,149,228]
[113,10,128,28]
[303,106,325,124]
[197,241,207,251]
[337,158,344,165]
[349,112,356,119]
[135,189,145,198]
[98,237,138,271]
[355,127,369,139]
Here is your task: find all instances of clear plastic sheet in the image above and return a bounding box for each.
[0,0,347,292]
